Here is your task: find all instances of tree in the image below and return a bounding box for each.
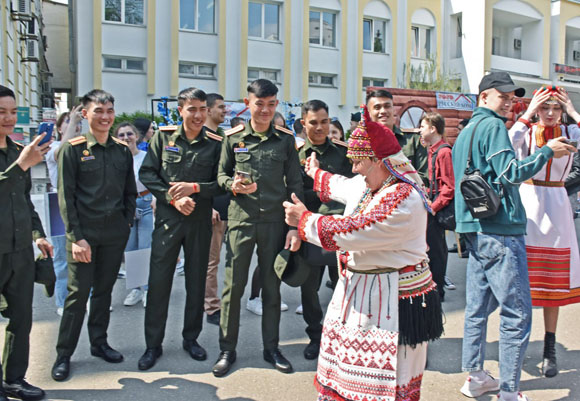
[399,57,462,92]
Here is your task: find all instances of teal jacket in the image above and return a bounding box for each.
[452,107,554,235]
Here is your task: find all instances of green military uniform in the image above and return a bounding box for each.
[139,125,222,348]
[217,122,303,352]
[297,137,353,343]
[0,137,46,382]
[56,132,137,357]
[393,125,429,186]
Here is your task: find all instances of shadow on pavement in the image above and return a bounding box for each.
[47,377,255,401]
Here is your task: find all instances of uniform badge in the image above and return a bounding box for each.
[234,147,248,153]
[238,142,245,148]
[82,150,89,156]
[164,146,180,153]
[81,155,95,161]
[168,141,175,147]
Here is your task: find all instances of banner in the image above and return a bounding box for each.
[435,92,477,111]
[221,102,252,129]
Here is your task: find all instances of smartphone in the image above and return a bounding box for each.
[37,122,54,145]
[236,170,253,185]
[569,140,578,148]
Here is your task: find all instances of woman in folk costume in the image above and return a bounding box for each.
[508,85,580,378]
[284,106,443,401]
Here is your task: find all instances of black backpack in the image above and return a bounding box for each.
[459,118,503,219]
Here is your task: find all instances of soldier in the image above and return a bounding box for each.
[137,87,223,371]
[51,89,137,382]
[296,100,353,360]
[0,85,53,401]
[212,79,303,377]
[366,89,428,185]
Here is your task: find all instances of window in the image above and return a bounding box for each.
[103,56,146,72]
[363,18,386,53]
[247,68,280,83]
[248,2,280,41]
[104,0,144,25]
[309,73,336,87]
[309,10,336,47]
[179,62,216,78]
[411,25,431,59]
[362,78,386,89]
[180,0,215,33]
[454,14,462,58]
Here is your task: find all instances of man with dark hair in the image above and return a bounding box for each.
[204,93,228,326]
[0,85,53,401]
[213,79,303,376]
[51,89,137,382]
[366,89,428,185]
[230,117,245,128]
[296,99,352,360]
[137,87,223,370]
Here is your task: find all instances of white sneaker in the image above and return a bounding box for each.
[460,371,500,398]
[56,307,63,316]
[124,289,143,306]
[246,298,263,316]
[295,304,303,314]
[497,392,530,401]
[280,301,289,312]
[142,290,148,308]
[117,269,126,279]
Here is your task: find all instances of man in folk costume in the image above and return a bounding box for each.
[509,85,580,377]
[284,106,443,401]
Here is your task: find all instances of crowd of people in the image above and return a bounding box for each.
[0,69,579,401]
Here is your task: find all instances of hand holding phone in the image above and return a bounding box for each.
[236,171,253,185]
[37,122,54,146]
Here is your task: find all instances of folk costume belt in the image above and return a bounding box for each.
[346,260,429,275]
[523,179,564,187]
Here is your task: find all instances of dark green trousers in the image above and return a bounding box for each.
[300,261,325,342]
[144,216,212,348]
[56,223,129,357]
[0,247,34,382]
[219,221,285,352]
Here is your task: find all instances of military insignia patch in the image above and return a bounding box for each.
[239,142,245,148]
[82,150,89,156]
[168,141,175,147]
[81,156,95,161]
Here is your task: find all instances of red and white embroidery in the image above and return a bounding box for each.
[314,168,334,203]
[317,183,413,251]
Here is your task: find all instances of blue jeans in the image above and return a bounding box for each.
[52,235,68,308]
[125,194,153,290]
[125,194,153,251]
[462,232,532,393]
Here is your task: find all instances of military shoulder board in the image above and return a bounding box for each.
[206,132,223,142]
[275,125,294,135]
[225,124,245,136]
[112,136,129,146]
[332,138,348,148]
[296,141,306,150]
[159,125,178,133]
[68,136,87,146]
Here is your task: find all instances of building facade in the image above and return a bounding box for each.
[0,0,52,134]
[71,0,580,125]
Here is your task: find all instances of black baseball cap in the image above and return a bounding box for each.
[478,71,525,97]
[351,112,361,122]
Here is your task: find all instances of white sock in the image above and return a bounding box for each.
[499,390,518,401]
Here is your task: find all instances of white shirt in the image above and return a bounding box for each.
[133,150,148,193]
[45,140,61,191]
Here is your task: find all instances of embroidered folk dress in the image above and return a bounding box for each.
[509,121,580,306]
[298,170,442,401]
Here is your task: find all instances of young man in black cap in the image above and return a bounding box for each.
[452,71,575,401]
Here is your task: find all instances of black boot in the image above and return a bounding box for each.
[542,332,558,378]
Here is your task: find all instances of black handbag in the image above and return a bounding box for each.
[459,118,503,219]
[430,143,455,230]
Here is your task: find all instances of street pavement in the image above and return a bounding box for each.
[5,242,580,401]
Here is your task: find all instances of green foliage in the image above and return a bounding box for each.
[112,111,165,133]
[399,57,462,92]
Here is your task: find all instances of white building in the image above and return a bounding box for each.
[70,0,580,125]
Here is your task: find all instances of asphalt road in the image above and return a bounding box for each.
[6,242,580,401]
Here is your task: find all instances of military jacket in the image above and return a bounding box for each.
[393,125,429,186]
[58,132,137,243]
[218,122,304,223]
[139,125,222,222]
[298,137,353,215]
[0,137,45,254]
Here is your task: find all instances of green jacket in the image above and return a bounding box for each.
[58,132,137,243]
[452,107,554,235]
[393,125,428,186]
[218,122,304,223]
[139,125,222,222]
[0,137,45,254]
[298,137,353,215]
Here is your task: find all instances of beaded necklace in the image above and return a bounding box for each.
[351,175,398,216]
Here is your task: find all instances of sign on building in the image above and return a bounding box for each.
[435,92,477,111]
